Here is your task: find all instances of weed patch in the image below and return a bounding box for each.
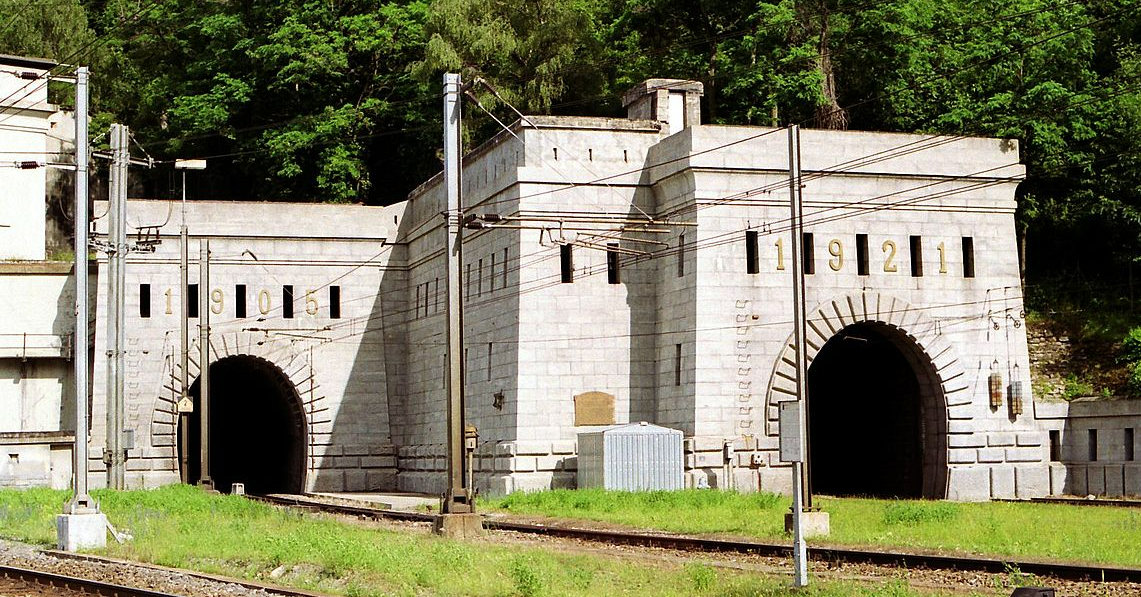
[882,502,959,526]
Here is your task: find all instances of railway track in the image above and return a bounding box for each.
[0,563,187,597]
[256,493,1141,584]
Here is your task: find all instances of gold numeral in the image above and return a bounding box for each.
[775,238,786,270]
[828,239,843,271]
[258,289,272,315]
[882,240,898,273]
[937,241,948,274]
[305,290,319,315]
[164,287,173,315]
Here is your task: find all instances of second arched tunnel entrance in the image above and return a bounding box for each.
[180,355,307,494]
[806,322,947,499]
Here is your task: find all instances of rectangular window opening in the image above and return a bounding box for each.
[478,258,484,297]
[487,342,493,382]
[909,235,923,277]
[490,253,497,292]
[139,284,151,318]
[802,233,815,275]
[560,244,574,283]
[962,236,975,278]
[674,343,682,386]
[415,284,422,318]
[1127,428,1135,462]
[502,248,509,288]
[329,285,341,319]
[187,284,199,319]
[607,243,621,284]
[677,234,685,278]
[1049,429,1061,462]
[856,234,869,276]
[283,285,294,319]
[466,263,472,301]
[746,230,759,275]
[434,277,440,313]
[1089,429,1098,462]
[235,284,247,318]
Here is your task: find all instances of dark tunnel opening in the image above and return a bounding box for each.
[180,355,306,494]
[806,322,935,499]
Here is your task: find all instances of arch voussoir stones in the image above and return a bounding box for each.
[764,291,964,438]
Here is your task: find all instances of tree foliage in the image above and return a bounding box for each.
[0,0,1138,279]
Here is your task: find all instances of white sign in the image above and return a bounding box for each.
[779,401,803,462]
[176,397,194,413]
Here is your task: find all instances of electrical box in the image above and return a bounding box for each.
[577,422,683,491]
[779,401,803,463]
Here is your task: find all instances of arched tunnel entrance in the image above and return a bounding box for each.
[180,355,307,494]
[806,322,947,499]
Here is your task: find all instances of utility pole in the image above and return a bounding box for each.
[104,123,128,490]
[198,239,212,489]
[442,72,469,514]
[787,125,809,587]
[434,73,480,537]
[58,66,107,551]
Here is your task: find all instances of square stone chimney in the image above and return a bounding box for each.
[622,79,704,136]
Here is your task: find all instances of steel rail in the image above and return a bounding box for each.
[0,563,184,597]
[255,493,1141,584]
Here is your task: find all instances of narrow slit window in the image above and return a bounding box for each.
[1089,429,1098,462]
[560,244,574,283]
[802,233,815,275]
[187,284,199,318]
[139,284,151,318]
[677,234,685,277]
[746,230,759,274]
[856,234,869,276]
[283,285,294,319]
[502,248,508,288]
[415,284,422,318]
[674,344,682,386]
[478,258,484,297]
[490,253,497,292]
[423,282,429,314]
[329,285,341,319]
[962,236,975,278]
[487,342,493,381]
[1049,429,1061,462]
[466,263,472,301]
[434,277,440,312]
[1127,428,1135,462]
[607,243,621,284]
[235,284,247,318]
[910,236,923,277]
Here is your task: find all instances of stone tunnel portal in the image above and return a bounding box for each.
[806,322,948,499]
[180,355,307,494]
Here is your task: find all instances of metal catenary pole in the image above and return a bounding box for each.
[198,239,212,488]
[104,123,128,490]
[67,66,96,513]
[787,125,809,587]
[442,72,471,513]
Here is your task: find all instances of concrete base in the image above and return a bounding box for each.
[56,512,107,551]
[432,513,485,539]
[784,510,831,538]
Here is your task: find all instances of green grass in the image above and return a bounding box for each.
[487,488,1141,567]
[0,485,989,597]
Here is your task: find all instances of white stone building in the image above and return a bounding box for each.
[0,55,77,489]
[4,61,1139,500]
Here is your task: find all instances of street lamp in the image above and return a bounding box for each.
[173,159,205,485]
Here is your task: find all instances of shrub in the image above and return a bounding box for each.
[1129,361,1141,396]
[508,555,543,597]
[686,563,716,592]
[1062,373,1095,400]
[1123,326,1141,363]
